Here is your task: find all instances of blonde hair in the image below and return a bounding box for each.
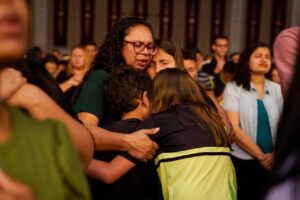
[66,45,90,76]
[152,68,230,147]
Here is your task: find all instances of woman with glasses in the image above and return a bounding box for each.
[75,17,157,126]
[74,17,159,199]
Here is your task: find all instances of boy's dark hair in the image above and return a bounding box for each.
[181,48,197,61]
[223,61,237,74]
[212,35,228,44]
[104,69,153,118]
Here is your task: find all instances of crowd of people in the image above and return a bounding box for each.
[1,0,300,200]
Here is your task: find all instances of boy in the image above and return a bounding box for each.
[86,69,162,200]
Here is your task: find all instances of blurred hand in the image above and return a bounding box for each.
[69,74,84,87]
[258,153,273,170]
[0,170,36,200]
[0,68,26,101]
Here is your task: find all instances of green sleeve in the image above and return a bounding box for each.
[54,121,91,199]
[74,69,108,121]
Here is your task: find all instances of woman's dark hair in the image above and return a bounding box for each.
[43,54,59,66]
[91,17,153,74]
[266,42,300,196]
[234,42,270,90]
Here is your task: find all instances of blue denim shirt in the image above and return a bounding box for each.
[222,80,283,160]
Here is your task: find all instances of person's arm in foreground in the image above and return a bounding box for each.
[6,83,94,167]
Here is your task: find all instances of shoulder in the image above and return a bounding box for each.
[274,26,300,48]
[266,80,282,93]
[11,107,69,140]
[87,69,108,83]
[276,26,300,39]
[225,81,240,91]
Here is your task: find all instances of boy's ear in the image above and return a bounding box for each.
[141,91,150,108]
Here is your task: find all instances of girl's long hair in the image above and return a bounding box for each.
[152,68,230,147]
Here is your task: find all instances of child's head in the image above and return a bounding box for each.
[221,61,237,83]
[104,69,153,120]
[181,48,198,80]
[151,68,204,113]
[43,54,59,77]
[152,68,230,147]
[147,39,185,78]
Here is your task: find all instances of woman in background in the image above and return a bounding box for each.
[223,43,283,200]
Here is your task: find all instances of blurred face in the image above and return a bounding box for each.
[0,0,28,61]
[70,48,84,68]
[271,68,280,83]
[122,25,155,71]
[212,38,228,58]
[52,50,64,61]
[249,47,271,75]
[231,54,240,64]
[196,52,203,68]
[45,62,57,76]
[183,59,198,80]
[85,45,97,59]
[150,48,176,75]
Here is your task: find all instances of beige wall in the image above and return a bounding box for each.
[29,0,300,55]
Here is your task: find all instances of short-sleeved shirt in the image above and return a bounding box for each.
[74,69,109,125]
[130,104,237,200]
[0,107,90,200]
[222,81,283,160]
[197,71,214,91]
[89,119,163,200]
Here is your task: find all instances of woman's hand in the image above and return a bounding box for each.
[0,68,26,101]
[0,170,36,200]
[124,128,159,161]
[258,153,273,170]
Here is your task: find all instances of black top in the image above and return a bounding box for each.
[89,119,163,200]
[137,104,216,155]
[56,72,82,108]
[213,74,226,98]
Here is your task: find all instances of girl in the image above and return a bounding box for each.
[86,68,237,200]
[147,39,185,78]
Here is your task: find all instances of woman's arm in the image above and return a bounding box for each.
[7,83,94,167]
[85,156,135,184]
[226,111,272,169]
[59,74,83,92]
[87,125,159,160]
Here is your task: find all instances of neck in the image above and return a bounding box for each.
[251,74,266,98]
[251,74,265,87]
[0,105,11,142]
[72,67,85,74]
[122,110,144,121]
[214,54,226,62]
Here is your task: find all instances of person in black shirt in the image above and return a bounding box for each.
[86,69,163,200]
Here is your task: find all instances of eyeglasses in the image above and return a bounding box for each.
[123,40,157,55]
